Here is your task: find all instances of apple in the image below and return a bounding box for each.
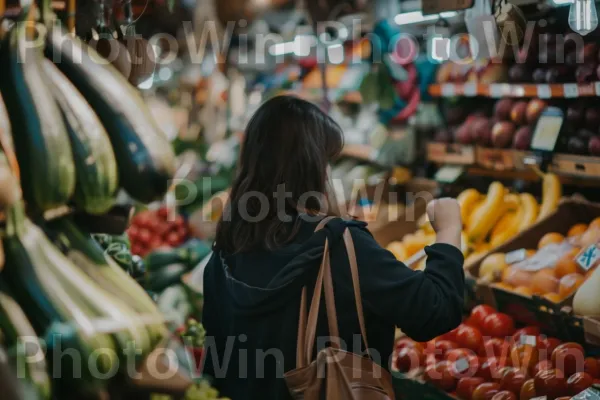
[533,68,547,83]
[508,64,531,83]
[499,368,528,395]
[395,346,424,372]
[491,391,516,400]
[585,109,600,130]
[526,99,547,124]
[492,121,517,148]
[457,377,485,400]
[494,99,514,121]
[580,43,598,64]
[456,124,474,145]
[512,126,533,150]
[576,64,597,83]
[589,136,600,156]
[577,128,595,142]
[471,117,493,146]
[472,382,501,400]
[568,137,587,155]
[552,343,585,377]
[567,105,585,127]
[545,65,571,83]
[510,101,528,125]
[434,128,453,144]
[424,360,458,391]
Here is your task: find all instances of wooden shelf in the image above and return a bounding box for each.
[429,82,600,99]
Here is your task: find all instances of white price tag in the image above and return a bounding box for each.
[489,84,502,98]
[572,387,600,399]
[521,335,537,346]
[463,83,477,97]
[505,249,527,265]
[537,85,552,99]
[564,84,579,98]
[595,82,600,96]
[454,358,469,373]
[441,84,456,97]
[435,165,464,183]
[577,245,600,271]
[531,397,547,400]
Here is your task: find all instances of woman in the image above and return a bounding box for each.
[202,95,464,399]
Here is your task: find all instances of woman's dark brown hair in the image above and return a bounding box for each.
[214,95,344,254]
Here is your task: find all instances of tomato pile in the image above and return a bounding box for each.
[127,207,189,257]
[394,305,600,400]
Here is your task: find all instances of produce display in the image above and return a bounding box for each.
[127,206,191,257]
[476,217,600,303]
[385,176,561,269]
[393,306,600,400]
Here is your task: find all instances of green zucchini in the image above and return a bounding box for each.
[0,290,51,400]
[0,15,75,211]
[42,59,118,215]
[45,24,175,203]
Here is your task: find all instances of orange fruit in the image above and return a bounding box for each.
[554,252,580,278]
[568,223,588,237]
[531,269,559,295]
[589,217,600,231]
[543,292,564,303]
[558,273,586,297]
[581,228,600,248]
[513,286,533,297]
[492,282,514,291]
[538,232,565,249]
[526,249,537,258]
[503,268,533,287]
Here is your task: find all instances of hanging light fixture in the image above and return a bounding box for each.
[568,0,598,35]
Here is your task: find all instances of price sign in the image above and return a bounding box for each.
[530,397,547,400]
[521,335,537,346]
[531,107,564,152]
[463,83,477,97]
[564,84,579,98]
[572,387,600,400]
[595,82,600,96]
[454,358,470,373]
[435,165,464,183]
[537,85,552,99]
[441,84,456,97]
[506,249,527,264]
[577,245,600,271]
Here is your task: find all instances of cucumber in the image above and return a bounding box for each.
[42,59,119,215]
[45,24,175,203]
[0,15,75,211]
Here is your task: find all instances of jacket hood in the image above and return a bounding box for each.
[216,217,365,316]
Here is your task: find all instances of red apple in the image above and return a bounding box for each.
[456,124,473,145]
[534,369,568,398]
[576,64,597,83]
[552,343,585,378]
[508,64,531,83]
[584,357,600,378]
[491,391,516,400]
[533,68,547,83]
[499,368,528,395]
[472,382,501,400]
[512,126,532,150]
[471,117,493,146]
[580,43,598,63]
[588,136,600,156]
[494,99,514,121]
[491,121,516,148]
[526,99,547,124]
[510,101,528,125]
[424,360,458,391]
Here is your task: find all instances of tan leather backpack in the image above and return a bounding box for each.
[284,217,395,399]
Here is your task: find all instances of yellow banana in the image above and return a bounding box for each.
[518,193,539,232]
[457,188,482,225]
[505,194,520,211]
[537,173,562,221]
[466,182,506,243]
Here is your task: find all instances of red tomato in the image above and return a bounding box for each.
[534,369,568,398]
[426,340,458,360]
[455,324,485,352]
[166,232,181,247]
[127,226,139,240]
[499,368,528,395]
[532,359,554,377]
[157,207,168,219]
[567,372,594,396]
[438,326,460,343]
[395,346,423,373]
[130,244,142,256]
[490,391,516,400]
[449,355,481,379]
[174,214,185,227]
[482,313,516,339]
[552,343,585,377]
[446,348,472,362]
[512,326,542,343]
[520,378,537,400]
[584,357,600,379]
[471,382,501,400]
[395,338,420,351]
[148,238,162,251]
[479,338,512,359]
[457,377,485,400]
[509,343,539,374]
[145,217,160,231]
[132,210,152,226]
[470,305,496,328]
[477,357,506,381]
[424,361,457,391]
[537,337,562,359]
[138,228,151,244]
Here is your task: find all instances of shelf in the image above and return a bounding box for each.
[429,82,600,99]
[426,143,475,165]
